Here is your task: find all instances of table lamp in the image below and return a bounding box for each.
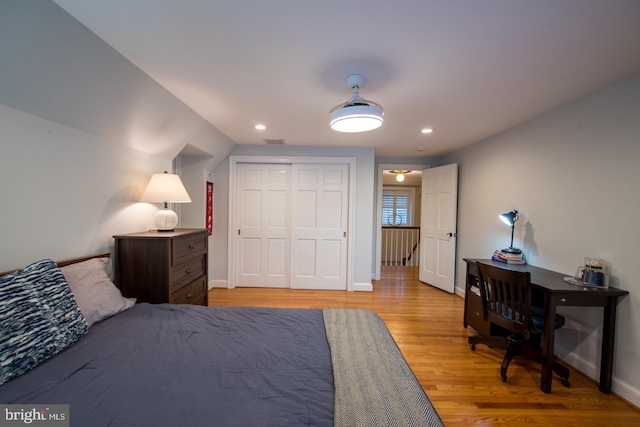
[498,209,522,254]
[140,171,191,231]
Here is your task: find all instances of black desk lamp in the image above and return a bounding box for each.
[498,210,522,254]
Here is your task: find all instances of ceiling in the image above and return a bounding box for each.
[52,0,640,158]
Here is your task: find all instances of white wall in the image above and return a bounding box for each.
[211,144,375,290]
[0,104,169,271]
[177,154,219,285]
[443,75,640,405]
[0,0,236,277]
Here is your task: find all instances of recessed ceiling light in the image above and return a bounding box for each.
[421,128,434,134]
[255,124,266,130]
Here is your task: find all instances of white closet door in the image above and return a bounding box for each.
[235,163,291,288]
[290,164,349,290]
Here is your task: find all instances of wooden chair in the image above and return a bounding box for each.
[468,262,571,386]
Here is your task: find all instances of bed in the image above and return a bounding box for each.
[0,253,443,426]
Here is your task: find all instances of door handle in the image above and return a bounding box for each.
[446,232,457,238]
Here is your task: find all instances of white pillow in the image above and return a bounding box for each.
[60,258,135,327]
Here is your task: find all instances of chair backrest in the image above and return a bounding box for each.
[476,262,533,339]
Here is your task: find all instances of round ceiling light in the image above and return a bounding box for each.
[329,74,383,133]
[389,170,411,182]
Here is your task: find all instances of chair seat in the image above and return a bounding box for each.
[531,305,565,330]
[491,303,566,331]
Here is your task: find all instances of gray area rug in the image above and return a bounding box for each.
[323,308,444,427]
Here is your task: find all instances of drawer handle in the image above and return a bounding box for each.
[185,268,192,274]
[187,293,194,299]
[189,244,195,249]
[560,298,566,303]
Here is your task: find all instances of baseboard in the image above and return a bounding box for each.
[454,286,465,298]
[612,377,640,409]
[209,280,373,292]
[556,343,640,408]
[353,282,373,292]
[208,279,228,290]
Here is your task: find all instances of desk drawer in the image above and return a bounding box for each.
[170,255,206,292]
[466,290,490,335]
[170,276,206,305]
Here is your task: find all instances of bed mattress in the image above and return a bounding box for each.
[1,304,334,426]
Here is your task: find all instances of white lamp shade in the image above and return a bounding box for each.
[140,172,191,203]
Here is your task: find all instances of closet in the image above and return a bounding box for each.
[231,158,353,290]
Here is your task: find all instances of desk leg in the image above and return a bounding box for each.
[600,296,617,394]
[540,292,556,393]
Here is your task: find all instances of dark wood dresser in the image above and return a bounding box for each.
[113,229,208,306]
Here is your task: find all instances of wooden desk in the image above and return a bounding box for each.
[463,258,629,394]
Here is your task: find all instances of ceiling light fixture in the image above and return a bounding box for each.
[329,74,383,133]
[254,124,266,130]
[421,128,434,134]
[389,170,411,182]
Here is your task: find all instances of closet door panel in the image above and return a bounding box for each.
[236,163,290,288]
[290,164,349,290]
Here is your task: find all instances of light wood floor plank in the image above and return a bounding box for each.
[209,266,640,426]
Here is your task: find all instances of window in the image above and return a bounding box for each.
[382,187,414,226]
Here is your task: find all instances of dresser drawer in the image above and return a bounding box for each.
[172,232,207,266]
[170,255,206,292]
[170,276,206,305]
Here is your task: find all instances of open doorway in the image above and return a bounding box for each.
[375,164,428,281]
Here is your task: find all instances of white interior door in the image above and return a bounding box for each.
[235,163,290,288]
[290,164,349,290]
[419,164,458,293]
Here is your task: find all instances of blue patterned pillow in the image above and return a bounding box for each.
[0,259,88,385]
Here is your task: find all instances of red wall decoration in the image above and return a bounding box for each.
[206,179,213,235]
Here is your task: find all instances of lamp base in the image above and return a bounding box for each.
[152,208,179,232]
[502,247,522,254]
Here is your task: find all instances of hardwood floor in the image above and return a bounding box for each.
[209,266,640,426]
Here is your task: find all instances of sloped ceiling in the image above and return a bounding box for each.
[53,0,640,157]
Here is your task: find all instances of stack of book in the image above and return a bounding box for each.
[492,250,525,264]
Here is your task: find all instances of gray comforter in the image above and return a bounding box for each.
[0,304,442,426]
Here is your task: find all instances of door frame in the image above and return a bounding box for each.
[374,163,430,281]
[228,155,356,290]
